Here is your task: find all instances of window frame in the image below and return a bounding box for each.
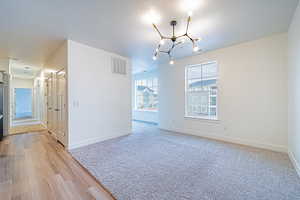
[185,61,219,121]
[134,77,158,113]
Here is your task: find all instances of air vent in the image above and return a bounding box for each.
[111,57,127,75]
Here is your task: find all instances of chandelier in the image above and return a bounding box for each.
[152,14,201,64]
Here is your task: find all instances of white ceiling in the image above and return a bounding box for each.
[10,60,41,79]
[0,0,298,73]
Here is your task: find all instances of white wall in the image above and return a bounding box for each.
[159,33,288,152]
[68,40,132,149]
[132,70,159,124]
[0,59,9,73]
[288,2,300,175]
[11,77,34,88]
[46,42,68,72]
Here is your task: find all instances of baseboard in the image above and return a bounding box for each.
[159,127,287,153]
[68,131,131,150]
[288,150,300,178]
[133,119,158,125]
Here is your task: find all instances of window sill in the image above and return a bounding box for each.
[184,116,220,123]
[134,110,158,113]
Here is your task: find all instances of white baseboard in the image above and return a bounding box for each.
[160,127,287,153]
[288,150,300,178]
[68,131,131,150]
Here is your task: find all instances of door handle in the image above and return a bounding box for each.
[55,109,60,111]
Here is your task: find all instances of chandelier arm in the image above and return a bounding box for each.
[156,44,161,51]
[185,16,191,34]
[166,43,176,57]
[186,34,195,43]
[172,25,175,37]
[172,42,176,48]
[174,41,183,46]
[176,34,187,39]
[159,50,169,54]
[152,24,164,39]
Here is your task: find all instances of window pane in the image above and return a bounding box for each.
[186,62,218,119]
[187,65,201,80]
[210,96,217,106]
[153,78,158,87]
[210,107,217,116]
[135,78,158,111]
[202,62,217,79]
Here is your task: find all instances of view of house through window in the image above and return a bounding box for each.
[135,78,158,111]
[185,62,218,119]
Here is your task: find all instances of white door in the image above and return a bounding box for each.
[46,75,56,138]
[56,70,66,145]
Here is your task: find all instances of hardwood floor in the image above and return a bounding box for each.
[0,131,115,200]
[9,124,47,135]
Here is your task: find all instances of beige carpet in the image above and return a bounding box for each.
[71,122,300,200]
[9,124,47,135]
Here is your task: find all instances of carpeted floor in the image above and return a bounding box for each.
[71,122,300,200]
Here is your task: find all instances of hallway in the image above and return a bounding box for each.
[0,131,114,200]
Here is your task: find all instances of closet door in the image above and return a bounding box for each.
[46,74,56,138]
[56,70,66,145]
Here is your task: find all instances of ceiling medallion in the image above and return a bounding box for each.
[152,13,201,65]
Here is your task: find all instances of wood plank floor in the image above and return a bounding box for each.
[0,131,115,200]
[9,124,47,135]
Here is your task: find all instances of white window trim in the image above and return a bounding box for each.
[184,61,219,121]
[134,109,158,113]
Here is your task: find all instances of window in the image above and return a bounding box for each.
[14,88,33,119]
[135,78,158,111]
[185,62,218,120]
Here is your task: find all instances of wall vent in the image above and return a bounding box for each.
[111,57,127,75]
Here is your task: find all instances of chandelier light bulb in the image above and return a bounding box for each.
[188,11,193,16]
[152,56,157,60]
[193,46,199,52]
[155,48,159,52]
[160,39,165,45]
[169,60,174,65]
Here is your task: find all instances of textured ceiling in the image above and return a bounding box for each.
[0,0,298,73]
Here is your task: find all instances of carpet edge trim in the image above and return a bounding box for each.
[68,151,118,200]
[288,150,300,178]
